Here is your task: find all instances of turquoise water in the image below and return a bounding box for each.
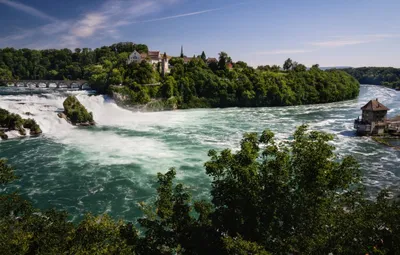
[0,85,399,222]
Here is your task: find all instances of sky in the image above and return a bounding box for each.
[0,0,399,67]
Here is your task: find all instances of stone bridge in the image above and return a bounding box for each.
[0,80,91,90]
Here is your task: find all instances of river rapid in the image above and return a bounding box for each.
[0,85,399,222]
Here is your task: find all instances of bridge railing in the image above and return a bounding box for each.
[0,80,91,90]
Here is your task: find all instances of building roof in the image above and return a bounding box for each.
[148,51,161,60]
[183,57,193,63]
[207,57,217,63]
[361,99,390,111]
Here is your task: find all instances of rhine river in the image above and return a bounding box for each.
[0,85,399,222]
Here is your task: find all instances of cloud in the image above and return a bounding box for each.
[61,0,164,47]
[71,13,107,38]
[0,0,242,49]
[257,49,312,55]
[311,39,372,47]
[311,34,400,48]
[124,1,245,25]
[127,7,225,24]
[0,0,57,21]
[255,33,400,57]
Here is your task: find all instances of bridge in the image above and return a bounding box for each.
[0,80,91,90]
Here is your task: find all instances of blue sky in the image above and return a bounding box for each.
[0,0,399,67]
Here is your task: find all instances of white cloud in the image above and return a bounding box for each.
[311,39,370,47]
[0,0,57,21]
[0,0,240,49]
[257,49,312,55]
[311,34,400,48]
[71,13,107,38]
[127,7,225,24]
[255,33,400,57]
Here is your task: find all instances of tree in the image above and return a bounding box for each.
[0,159,18,184]
[234,61,248,69]
[204,125,376,253]
[311,64,320,70]
[293,63,307,72]
[283,58,293,71]
[218,52,232,71]
[200,51,207,62]
[0,68,12,81]
[162,76,177,98]
[1,126,400,254]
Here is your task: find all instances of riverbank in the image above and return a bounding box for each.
[341,67,400,90]
[109,67,360,111]
[372,136,400,150]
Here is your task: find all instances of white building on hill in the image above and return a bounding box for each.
[127,50,169,74]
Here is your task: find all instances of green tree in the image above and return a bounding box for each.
[0,68,12,81]
[200,51,207,62]
[204,125,372,253]
[293,63,307,72]
[218,52,232,71]
[0,159,18,184]
[283,58,293,71]
[162,76,177,98]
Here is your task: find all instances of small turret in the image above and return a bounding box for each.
[161,52,168,77]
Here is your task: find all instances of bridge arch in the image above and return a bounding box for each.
[70,82,80,89]
[81,83,91,90]
[0,80,90,90]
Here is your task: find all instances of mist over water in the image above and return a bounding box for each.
[0,85,399,222]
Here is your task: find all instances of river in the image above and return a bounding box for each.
[0,85,399,222]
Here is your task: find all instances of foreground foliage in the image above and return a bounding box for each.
[342,67,400,89]
[1,126,399,254]
[0,108,42,139]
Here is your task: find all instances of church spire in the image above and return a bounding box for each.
[180,45,184,58]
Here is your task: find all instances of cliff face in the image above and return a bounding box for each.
[60,96,95,126]
[111,89,177,112]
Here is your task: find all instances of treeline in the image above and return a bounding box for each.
[111,55,360,109]
[1,126,400,254]
[0,42,155,92]
[0,43,360,107]
[341,67,400,89]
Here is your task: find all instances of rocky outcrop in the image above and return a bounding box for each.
[111,89,178,112]
[60,96,95,126]
[0,108,42,140]
[0,131,8,140]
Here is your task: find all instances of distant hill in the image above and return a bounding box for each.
[340,67,400,89]
[319,66,352,70]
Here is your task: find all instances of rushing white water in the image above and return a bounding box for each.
[0,85,399,222]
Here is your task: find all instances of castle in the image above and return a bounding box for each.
[127,50,169,75]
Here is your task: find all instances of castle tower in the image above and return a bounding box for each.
[161,52,168,77]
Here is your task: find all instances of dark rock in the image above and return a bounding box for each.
[0,131,8,140]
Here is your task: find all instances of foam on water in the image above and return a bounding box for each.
[0,85,399,221]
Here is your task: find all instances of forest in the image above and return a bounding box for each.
[0,43,360,108]
[1,126,399,254]
[341,67,400,89]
